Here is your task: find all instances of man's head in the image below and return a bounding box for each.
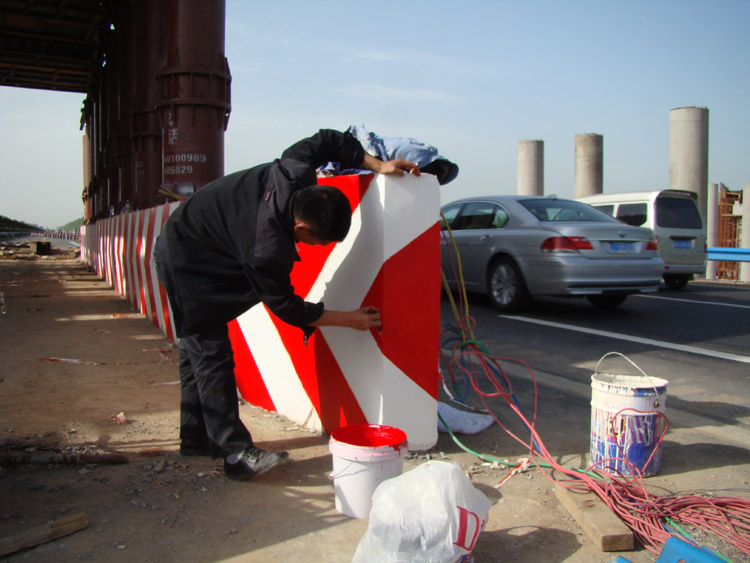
[292,185,352,245]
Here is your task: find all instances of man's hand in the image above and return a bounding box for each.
[311,307,382,331]
[363,153,420,178]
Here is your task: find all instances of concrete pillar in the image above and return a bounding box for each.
[669,106,709,223]
[517,140,544,196]
[741,183,750,282]
[574,133,603,198]
[706,183,718,279]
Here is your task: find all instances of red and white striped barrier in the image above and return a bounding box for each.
[230,173,441,449]
[80,203,179,340]
[80,173,441,450]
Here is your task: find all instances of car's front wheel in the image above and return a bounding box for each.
[587,294,628,309]
[487,257,530,312]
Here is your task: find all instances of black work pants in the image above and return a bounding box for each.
[154,235,253,459]
[177,326,253,458]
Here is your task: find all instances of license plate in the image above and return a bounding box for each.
[607,242,634,253]
[673,240,691,249]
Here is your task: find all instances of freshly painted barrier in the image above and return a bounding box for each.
[589,354,668,477]
[329,424,408,518]
[230,173,441,450]
[80,173,441,452]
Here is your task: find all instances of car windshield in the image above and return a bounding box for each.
[519,199,620,223]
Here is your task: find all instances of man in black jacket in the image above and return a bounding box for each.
[154,129,418,480]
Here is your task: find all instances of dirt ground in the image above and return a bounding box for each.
[1,244,749,562]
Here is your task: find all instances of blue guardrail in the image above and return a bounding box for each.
[707,247,750,262]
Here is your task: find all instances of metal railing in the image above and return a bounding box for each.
[707,247,750,263]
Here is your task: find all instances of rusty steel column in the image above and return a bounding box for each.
[82,127,93,222]
[156,0,231,199]
[130,0,164,210]
[114,1,137,212]
[102,25,119,217]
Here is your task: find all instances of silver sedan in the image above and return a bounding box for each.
[440,195,664,311]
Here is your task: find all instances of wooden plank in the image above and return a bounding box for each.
[0,512,88,557]
[554,484,634,552]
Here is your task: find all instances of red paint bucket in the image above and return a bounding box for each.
[329,424,408,518]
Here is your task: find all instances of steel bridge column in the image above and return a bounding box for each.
[157,0,231,198]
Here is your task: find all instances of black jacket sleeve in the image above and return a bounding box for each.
[246,129,365,330]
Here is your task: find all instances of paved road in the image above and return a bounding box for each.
[10,234,80,252]
[440,281,750,447]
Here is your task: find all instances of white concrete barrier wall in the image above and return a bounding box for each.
[80,173,441,450]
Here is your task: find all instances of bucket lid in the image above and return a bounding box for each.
[330,424,407,449]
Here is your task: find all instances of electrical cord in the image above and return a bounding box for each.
[438,214,750,558]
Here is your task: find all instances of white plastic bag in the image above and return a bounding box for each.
[352,460,492,563]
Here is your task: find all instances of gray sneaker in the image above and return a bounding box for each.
[224,447,289,481]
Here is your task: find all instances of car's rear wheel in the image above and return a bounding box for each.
[587,294,628,309]
[487,257,530,312]
[664,274,689,290]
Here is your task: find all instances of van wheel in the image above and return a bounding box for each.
[487,257,530,312]
[587,295,627,309]
[664,274,689,290]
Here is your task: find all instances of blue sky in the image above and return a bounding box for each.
[1,0,748,228]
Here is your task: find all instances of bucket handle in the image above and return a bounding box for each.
[594,352,662,408]
[329,460,356,480]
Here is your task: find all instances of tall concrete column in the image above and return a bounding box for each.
[669,106,709,222]
[574,133,603,198]
[706,183,718,279]
[741,183,750,283]
[517,140,544,196]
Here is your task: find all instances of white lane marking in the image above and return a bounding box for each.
[636,293,750,310]
[498,315,750,364]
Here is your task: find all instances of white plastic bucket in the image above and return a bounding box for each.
[590,353,668,477]
[329,424,408,518]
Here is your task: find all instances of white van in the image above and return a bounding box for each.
[577,190,706,289]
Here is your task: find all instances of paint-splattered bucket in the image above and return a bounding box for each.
[329,424,408,518]
[590,353,668,477]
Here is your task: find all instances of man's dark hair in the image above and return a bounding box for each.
[292,185,352,242]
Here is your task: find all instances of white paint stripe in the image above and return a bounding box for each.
[498,315,750,364]
[637,293,750,310]
[238,305,322,432]
[320,325,385,423]
[307,196,377,307]
[321,324,437,450]
[379,173,441,263]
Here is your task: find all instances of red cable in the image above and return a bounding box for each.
[439,315,750,557]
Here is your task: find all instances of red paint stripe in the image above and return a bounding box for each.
[362,223,441,399]
[228,320,276,412]
[269,311,367,432]
[115,216,125,295]
[135,210,148,316]
[291,174,372,296]
[157,204,174,340]
[128,212,140,310]
[125,213,138,310]
[143,209,159,328]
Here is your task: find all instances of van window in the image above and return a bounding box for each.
[655,196,703,229]
[595,204,614,216]
[617,203,648,227]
